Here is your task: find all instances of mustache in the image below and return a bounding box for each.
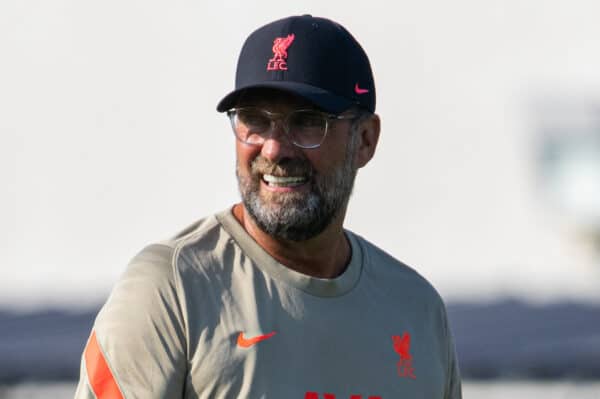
[251,156,314,177]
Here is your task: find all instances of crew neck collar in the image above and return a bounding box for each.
[215,208,362,297]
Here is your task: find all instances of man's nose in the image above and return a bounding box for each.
[260,122,298,162]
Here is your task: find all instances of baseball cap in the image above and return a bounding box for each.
[216,15,376,114]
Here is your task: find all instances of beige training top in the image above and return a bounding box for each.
[75,208,462,399]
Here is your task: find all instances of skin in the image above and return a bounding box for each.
[232,90,381,279]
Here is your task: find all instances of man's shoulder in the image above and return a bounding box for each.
[160,212,222,250]
[95,211,229,316]
[351,232,445,304]
[135,210,233,271]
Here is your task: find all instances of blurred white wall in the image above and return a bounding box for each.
[2,0,600,309]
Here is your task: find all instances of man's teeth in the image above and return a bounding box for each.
[263,174,306,186]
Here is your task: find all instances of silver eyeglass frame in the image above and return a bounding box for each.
[226,107,358,149]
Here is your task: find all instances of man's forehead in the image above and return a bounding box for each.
[235,88,320,111]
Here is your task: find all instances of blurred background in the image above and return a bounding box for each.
[2,0,600,397]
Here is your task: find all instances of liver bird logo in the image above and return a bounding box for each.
[272,34,295,59]
[392,333,412,360]
[267,34,295,71]
[392,332,416,379]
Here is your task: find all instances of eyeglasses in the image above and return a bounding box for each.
[226,107,358,149]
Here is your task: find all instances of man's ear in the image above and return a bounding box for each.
[354,113,381,169]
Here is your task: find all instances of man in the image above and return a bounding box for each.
[75,15,462,399]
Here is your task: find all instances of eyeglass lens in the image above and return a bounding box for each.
[231,108,327,148]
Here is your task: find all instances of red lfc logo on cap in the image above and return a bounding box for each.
[267,34,295,71]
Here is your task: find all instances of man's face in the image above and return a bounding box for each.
[234,91,360,241]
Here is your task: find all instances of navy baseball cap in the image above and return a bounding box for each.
[216,15,376,114]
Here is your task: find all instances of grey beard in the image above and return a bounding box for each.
[237,143,357,241]
[242,181,330,241]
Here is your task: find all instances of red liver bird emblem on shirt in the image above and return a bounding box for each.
[392,333,412,360]
[392,333,416,379]
[267,34,295,71]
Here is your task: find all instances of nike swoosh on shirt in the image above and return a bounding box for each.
[354,83,369,94]
[237,331,277,348]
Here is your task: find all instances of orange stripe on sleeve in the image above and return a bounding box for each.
[84,331,124,399]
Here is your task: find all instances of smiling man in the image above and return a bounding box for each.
[75,15,462,399]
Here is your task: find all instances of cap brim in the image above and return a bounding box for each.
[216,81,355,114]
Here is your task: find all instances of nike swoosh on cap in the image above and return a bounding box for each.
[237,331,277,348]
[354,83,369,94]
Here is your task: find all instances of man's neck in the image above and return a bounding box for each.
[232,203,351,279]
